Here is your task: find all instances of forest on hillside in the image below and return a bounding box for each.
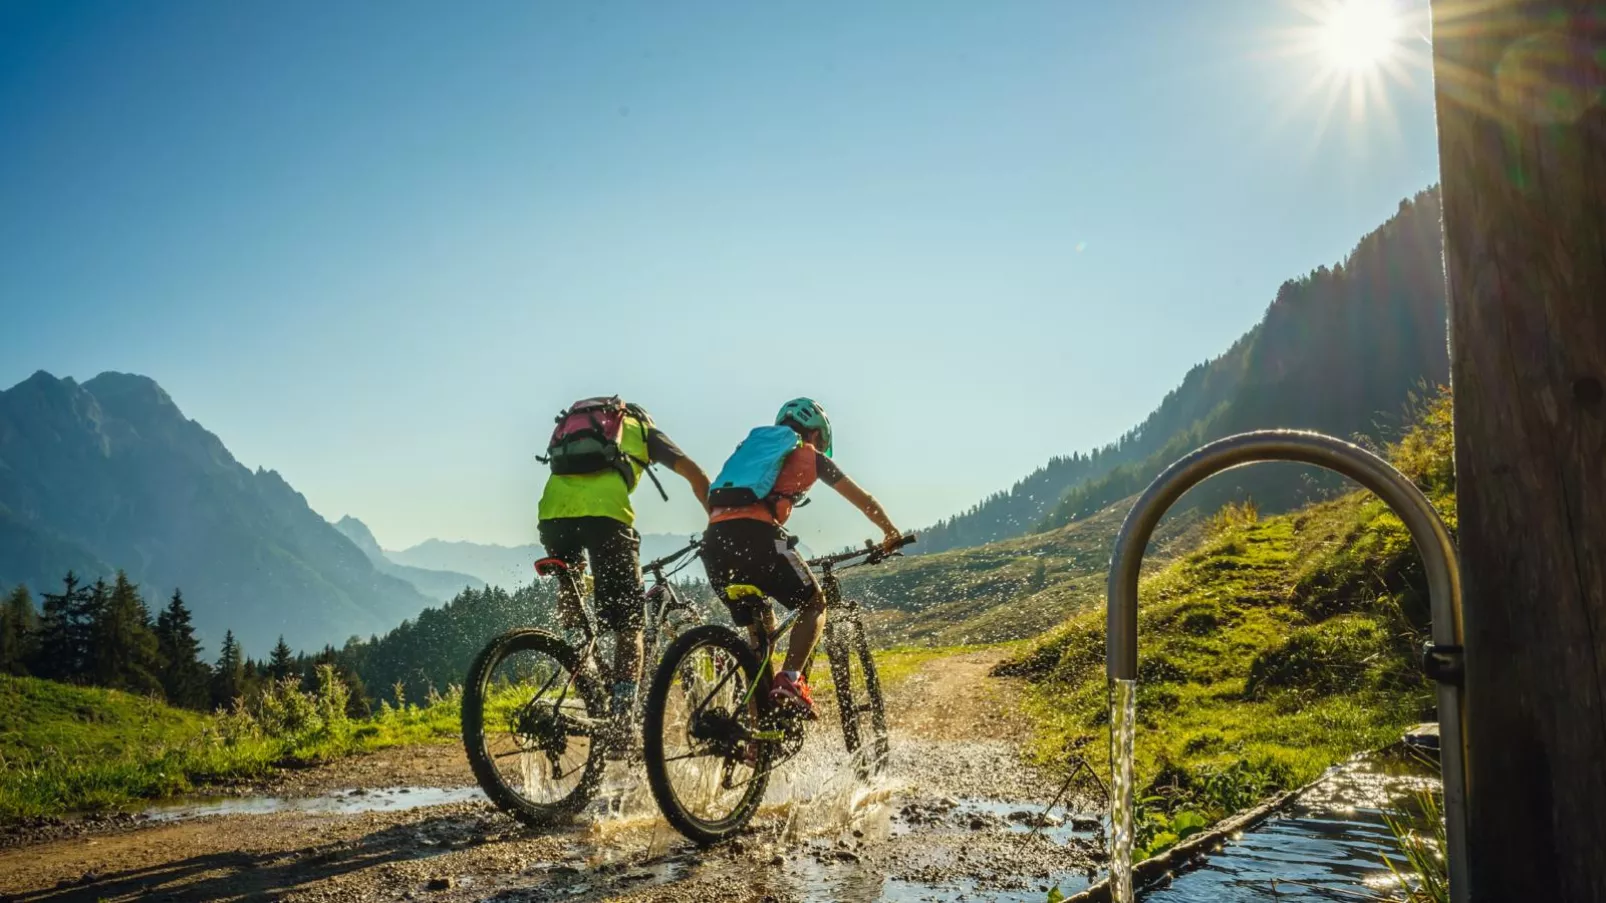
[2,566,720,717]
[919,187,1448,553]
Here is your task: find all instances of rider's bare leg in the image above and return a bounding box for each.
[781,590,826,674]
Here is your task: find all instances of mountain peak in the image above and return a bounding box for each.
[7,370,79,397]
[334,515,381,551]
[82,372,179,415]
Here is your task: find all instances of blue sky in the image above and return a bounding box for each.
[0,0,1441,552]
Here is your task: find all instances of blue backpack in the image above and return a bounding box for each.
[708,425,803,509]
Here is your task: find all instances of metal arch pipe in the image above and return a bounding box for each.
[1104,429,1468,903]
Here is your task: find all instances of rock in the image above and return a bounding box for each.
[1072,816,1102,831]
[833,849,861,863]
[769,854,785,866]
[969,817,989,830]
[852,828,864,839]
[426,877,455,891]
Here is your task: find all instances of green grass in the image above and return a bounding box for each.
[0,672,461,822]
[999,390,1456,856]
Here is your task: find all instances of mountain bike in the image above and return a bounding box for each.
[460,537,706,827]
[641,532,916,845]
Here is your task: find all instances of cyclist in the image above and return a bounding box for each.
[701,397,903,719]
[536,397,711,751]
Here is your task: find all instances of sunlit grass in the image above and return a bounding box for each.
[1004,391,1455,858]
[0,672,462,821]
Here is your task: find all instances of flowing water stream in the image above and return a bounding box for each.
[1109,677,1139,903]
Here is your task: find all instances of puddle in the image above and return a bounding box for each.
[142,785,485,822]
[1145,756,1442,901]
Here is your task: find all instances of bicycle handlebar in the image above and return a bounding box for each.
[644,536,702,573]
[806,532,917,569]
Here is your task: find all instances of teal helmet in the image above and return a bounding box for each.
[776,397,832,458]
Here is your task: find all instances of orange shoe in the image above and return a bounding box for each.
[770,672,819,720]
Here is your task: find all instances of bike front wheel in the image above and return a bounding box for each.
[461,628,608,826]
[825,603,890,780]
[643,624,774,845]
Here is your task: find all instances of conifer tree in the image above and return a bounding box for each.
[211,630,245,709]
[36,572,96,682]
[155,589,209,709]
[92,572,162,694]
[0,585,39,676]
[268,635,295,681]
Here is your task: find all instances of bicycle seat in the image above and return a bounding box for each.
[724,584,766,602]
[534,557,570,577]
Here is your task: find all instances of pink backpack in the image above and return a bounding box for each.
[539,396,667,498]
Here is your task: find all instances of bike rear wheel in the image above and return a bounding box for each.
[643,624,774,845]
[461,628,608,826]
[825,603,890,780]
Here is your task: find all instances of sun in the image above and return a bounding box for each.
[1257,0,1428,145]
[1318,0,1402,72]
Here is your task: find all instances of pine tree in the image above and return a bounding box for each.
[36,572,96,682]
[92,572,163,694]
[268,636,295,681]
[0,585,39,676]
[155,589,209,709]
[211,630,245,709]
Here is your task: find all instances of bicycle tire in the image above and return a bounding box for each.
[461,628,608,827]
[827,604,890,780]
[643,624,773,845]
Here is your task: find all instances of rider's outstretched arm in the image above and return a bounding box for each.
[671,458,713,513]
[830,474,902,546]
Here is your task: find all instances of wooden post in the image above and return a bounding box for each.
[1430,1,1606,899]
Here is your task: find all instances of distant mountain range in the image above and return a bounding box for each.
[388,532,705,588]
[917,186,1450,553]
[331,516,483,601]
[0,372,440,654]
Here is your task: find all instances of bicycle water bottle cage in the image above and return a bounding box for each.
[724,584,766,603]
[534,558,569,577]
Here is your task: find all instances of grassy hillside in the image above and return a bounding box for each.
[0,672,459,821]
[1001,389,1454,853]
[851,497,1203,646]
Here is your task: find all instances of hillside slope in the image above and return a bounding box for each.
[1000,391,1454,849]
[851,495,1204,646]
[918,187,1447,554]
[0,372,434,653]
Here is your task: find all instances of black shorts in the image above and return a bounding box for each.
[536,516,644,631]
[702,518,821,627]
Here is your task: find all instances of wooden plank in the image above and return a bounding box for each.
[1429,0,1606,899]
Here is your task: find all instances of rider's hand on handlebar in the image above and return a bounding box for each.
[880,529,905,553]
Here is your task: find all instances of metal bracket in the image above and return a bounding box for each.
[1422,641,1465,685]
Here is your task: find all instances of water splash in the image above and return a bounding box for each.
[768,739,903,841]
[1109,678,1137,903]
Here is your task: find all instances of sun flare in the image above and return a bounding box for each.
[1319,0,1402,72]
[1261,0,1427,142]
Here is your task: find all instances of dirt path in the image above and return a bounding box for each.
[0,649,1101,903]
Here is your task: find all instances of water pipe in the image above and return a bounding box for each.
[1104,430,1468,903]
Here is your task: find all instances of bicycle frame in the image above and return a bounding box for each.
[532,537,705,731]
[731,540,897,712]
